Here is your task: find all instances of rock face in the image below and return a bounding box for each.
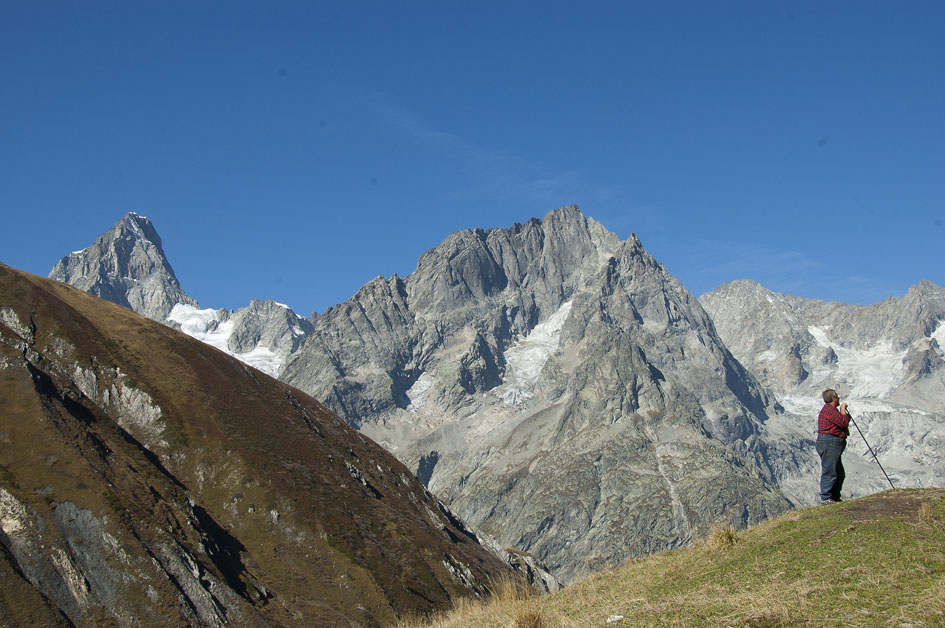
[281,206,796,582]
[0,262,530,627]
[49,213,313,377]
[49,212,197,322]
[700,279,945,497]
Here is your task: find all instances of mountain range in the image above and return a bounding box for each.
[700,278,945,495]
[40,208,945,586]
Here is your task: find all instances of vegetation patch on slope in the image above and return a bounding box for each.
[400,488,945,627]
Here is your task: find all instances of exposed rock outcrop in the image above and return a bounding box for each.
[49,213,314,377]
[49,212,197,321]
[281,207,796,582]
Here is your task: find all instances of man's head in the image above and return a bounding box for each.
[823,389,839,405]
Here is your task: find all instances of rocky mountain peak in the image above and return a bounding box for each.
[49,212,197,321]
[48,214,318,378]
[700,278,776,304]
[911,278,944,296]
[119,210,162,243]
[283,207,793,582]
[902,279,945,336]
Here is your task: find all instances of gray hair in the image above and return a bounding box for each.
[822,389,838,403]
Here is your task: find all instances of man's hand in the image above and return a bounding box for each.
[839,402,848,415]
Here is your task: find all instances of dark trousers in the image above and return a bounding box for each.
[816,434,846,501]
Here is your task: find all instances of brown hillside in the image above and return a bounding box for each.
[0,262,515,627]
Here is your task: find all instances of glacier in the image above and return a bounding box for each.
[167,304,284,376]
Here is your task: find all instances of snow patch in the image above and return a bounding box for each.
[756,348,781,363]
[499,300,572,405]
[777,393,823,418]
[406,372,436,412]
[807,325,831,348]
[167,304,283,376]
[806,325,907,398]
[931,320,945,354]
[235,345,283,377]
[167,304,234,353]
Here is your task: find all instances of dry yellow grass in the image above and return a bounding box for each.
[395,574,544,628]
[514,609,543,628]
[705,523,740,550]
[397,490,945,628]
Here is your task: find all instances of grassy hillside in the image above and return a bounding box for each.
[0,263,516,627]
[400,489,945,627]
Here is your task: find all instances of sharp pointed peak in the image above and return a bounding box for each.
[908,278,944,294]
[111,211,164,247]
[115,211,154,230]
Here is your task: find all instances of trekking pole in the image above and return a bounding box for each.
[850,415,896,490]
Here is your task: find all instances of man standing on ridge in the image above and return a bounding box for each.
[817,388,851,504]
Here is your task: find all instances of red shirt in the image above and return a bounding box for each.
[818,403,850,437]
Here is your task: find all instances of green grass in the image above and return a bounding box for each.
[399,489,945,627]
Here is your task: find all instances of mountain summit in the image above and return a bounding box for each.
[49,213,312,377]
[49,212,197,321]
[281,205,795,581]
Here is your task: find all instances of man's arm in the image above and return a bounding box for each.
[835,403,851,431]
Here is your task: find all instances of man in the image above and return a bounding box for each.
[816,388,851,504]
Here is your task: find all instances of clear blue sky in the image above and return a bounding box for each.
[2,2,943,316]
